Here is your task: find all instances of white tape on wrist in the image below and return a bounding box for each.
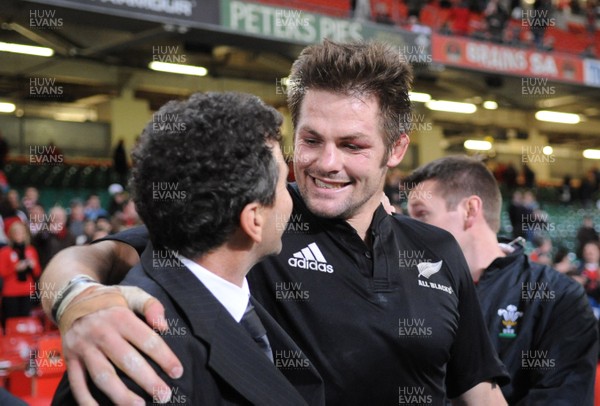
[51,274,99,323]
[55,281,101,323]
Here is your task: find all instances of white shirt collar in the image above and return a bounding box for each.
[178,256,250,322]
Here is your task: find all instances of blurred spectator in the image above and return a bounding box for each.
[522,163,536,188]
[576,241,600,316]
[0,131,9,170]
[530,234,553,265]
[108,183,126,215]
[352,0,371,20]
[28,204,46,237]
[578,240,600,276]
[113,139,129,186]
[592,165,600,186]
[523,190,539,211]
[570,0,582,14]
[576,215,599,259]
[0,191,23,247]
[484,0,509,42]
[508,190,529,239]
[581,44,596,58]
[585,0,597,40]
[374,3,393,24]
[504,163,518,191]
[505,5,524,45]
[68,199,86,240]
[406,0,425,19]
[112,199,140,231]
[81,216,114,242]
[530,0,553,49]
[522,190,549,241]
[0,221,41,328]
[579,170,597,207]
[95,215,112,235]
[405,15,432,34]
[21,186,40,214]
[449,0,472,36]
[0,171,8,196]
[559,174,572,204]
[84,194,109,221]
[487,159,500,180]
[92,227,110,241]
[6,189,28,223]
[32,206,76,269]
[553,248,578,275]
[76,219,97,245]
[0,190,20,221]
[543,36,556,51]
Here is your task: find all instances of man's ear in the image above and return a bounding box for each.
[239,202,263,244]
[464,196,483,229]
[386,133,409,168]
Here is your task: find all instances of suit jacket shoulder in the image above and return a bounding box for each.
[54,242,324,406]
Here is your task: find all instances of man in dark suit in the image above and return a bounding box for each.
[52,92,324,405]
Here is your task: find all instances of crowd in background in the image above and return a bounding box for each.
[360,0,599,56]
[0,176,140,327]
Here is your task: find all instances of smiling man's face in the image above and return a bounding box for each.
[293,89,403,220]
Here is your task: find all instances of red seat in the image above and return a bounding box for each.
[371,0,408,24]
[0,335,36,396]
[31,334,65,397]
[5,317,44,336]
[0,334,65,398]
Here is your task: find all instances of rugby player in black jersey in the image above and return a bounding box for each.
[405,156,598,405]
[40,40,508,405]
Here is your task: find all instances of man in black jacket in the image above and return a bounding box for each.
[405,155,598,405]
[52,92,324,405]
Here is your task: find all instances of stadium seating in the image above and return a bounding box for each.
[0,334,36,396]
[5,317,44,336]
[0,318,65,404]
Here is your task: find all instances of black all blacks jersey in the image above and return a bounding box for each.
[247,184,508,405]
[104,184,508,405]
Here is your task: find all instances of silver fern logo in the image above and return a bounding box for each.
[416,261,443,279]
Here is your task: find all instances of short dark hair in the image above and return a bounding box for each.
[287,40,413,153]
[131,92,282,259]
[404,156,502,232]
[532,234,549,248]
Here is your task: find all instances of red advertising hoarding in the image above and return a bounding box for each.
[432,34,584,85]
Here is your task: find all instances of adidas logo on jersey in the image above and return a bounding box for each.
[287,242,334,273]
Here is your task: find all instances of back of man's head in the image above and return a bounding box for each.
[404,156,502,232]
[131,92,282,259]
[287,39,413,152]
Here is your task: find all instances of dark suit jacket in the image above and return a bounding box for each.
[53,243,325,405]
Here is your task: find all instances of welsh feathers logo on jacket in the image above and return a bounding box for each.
[497,304,523,338]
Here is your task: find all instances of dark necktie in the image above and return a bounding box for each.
[240,301,274,362]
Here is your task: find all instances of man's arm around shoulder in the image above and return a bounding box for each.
[452,382,507,406]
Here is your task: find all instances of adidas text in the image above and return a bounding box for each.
[288,258,334,273]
